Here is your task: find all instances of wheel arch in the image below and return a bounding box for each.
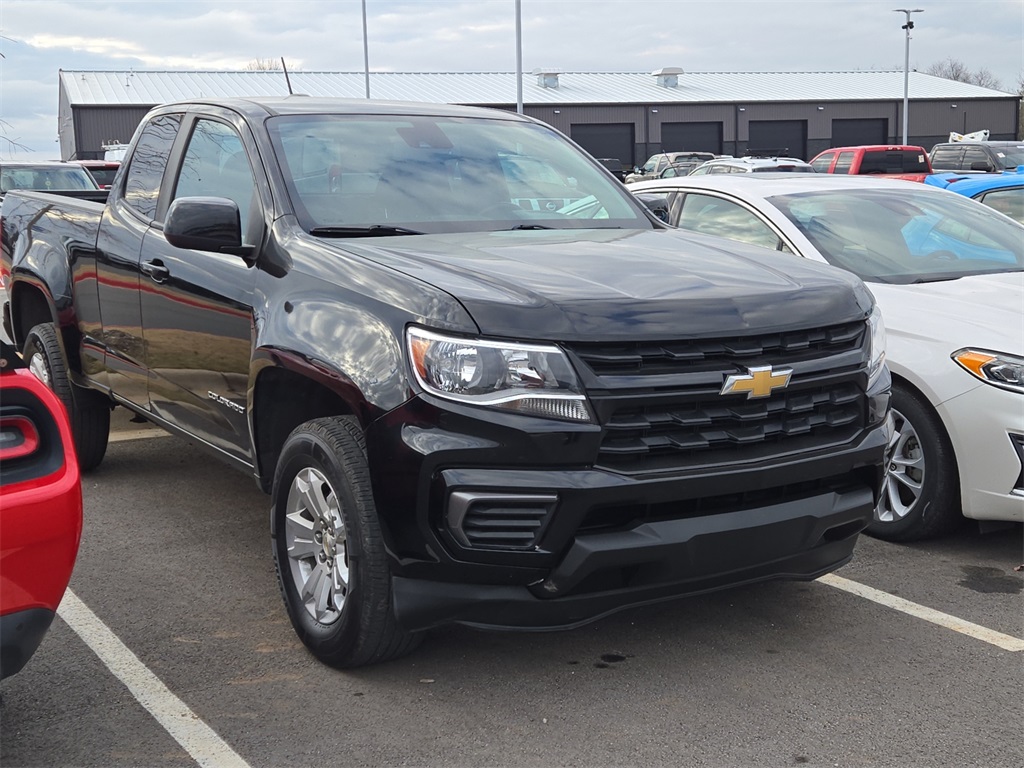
[888,370,964,506]
[9,280,57,348]
[250,352,383,493]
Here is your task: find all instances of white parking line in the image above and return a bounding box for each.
[820,573,1024,652]
[57,589,251,768]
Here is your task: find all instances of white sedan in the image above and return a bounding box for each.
[629,174,1024,541]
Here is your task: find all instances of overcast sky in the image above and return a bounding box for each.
[2,0,1021,159]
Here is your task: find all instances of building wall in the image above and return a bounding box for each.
[65,94,1019,164]
[69,106,154,160]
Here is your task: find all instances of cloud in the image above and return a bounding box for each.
[1,0,1020,159]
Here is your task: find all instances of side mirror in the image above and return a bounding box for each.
[635,193,670,223]
[969,161,994,172]
[164,196,253,258]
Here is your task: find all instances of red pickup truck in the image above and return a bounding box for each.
[809,145,933,182]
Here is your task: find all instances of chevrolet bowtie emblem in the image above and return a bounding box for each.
[720,365,793,399]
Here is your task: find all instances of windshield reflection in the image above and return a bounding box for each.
[769,188,1024,284]
[266,114,649,235]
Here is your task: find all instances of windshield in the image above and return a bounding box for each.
[0,165,98,193]
[266,114,651,235]
[769,188,1024,284]
[995,145,1024,169]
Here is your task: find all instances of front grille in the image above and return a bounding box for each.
[566,321,870,475]
[572,321,864,377]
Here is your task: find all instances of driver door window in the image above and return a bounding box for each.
[174,119,257,236]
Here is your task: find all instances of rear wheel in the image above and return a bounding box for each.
[270,416,421,667]
[867,382,962,542]
[22,323,110,471]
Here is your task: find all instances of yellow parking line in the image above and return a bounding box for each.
[820,573,1024,652]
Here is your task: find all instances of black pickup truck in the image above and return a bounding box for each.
[1,97,891,667]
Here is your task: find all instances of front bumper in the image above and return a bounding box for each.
[368,394,890,633]
[938,383,1024,523]
[392,484,871,631]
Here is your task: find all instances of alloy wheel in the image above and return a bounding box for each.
[875,407,925,523]
[283,467,350,624]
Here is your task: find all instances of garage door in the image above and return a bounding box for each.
[570,123,636,168]
[661,122,723,154]
[831,118,888,147]
[748,120,807,159]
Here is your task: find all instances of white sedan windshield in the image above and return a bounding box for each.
[770,188,1024,284]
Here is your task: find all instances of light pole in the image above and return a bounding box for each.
[362,0,371,99]
[515,0,523,114]
[894,8,923,145]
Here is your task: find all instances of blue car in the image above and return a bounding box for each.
[925,167,1024,224]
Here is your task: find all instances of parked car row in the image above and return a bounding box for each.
[627,138,1023,187]
[629,172,1023,542]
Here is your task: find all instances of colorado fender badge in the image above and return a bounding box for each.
[720,365,793,399]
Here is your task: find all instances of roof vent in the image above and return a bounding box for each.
[652,67,684,88]
[532,68,562,88]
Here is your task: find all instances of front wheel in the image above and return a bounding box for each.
[867,382,962,542]
[270,416,421,668]
[22,323,110,471]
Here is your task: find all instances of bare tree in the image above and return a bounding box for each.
[0,118,30,158]
[244,58,283,71]
[926,57,1002,90]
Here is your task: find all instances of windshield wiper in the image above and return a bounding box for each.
[309,225,424,238]
[507,224,555,230]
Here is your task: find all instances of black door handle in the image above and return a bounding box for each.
[141,260,170,283]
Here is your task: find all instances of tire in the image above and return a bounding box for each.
[22,323,110,471]
[867,382,962,542]
[270,416,421,668]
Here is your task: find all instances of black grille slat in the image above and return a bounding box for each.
[567,321,870,474]
[573,321,865,376]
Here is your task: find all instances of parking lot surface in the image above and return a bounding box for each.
[2,426,1022,768]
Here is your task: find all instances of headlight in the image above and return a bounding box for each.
[952,348,1024,393]
[867,305,887,387]
[406,327,594,423]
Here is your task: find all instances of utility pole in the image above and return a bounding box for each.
[894,8,923,145]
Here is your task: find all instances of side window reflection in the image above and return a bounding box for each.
[123,114,182,220]
[174,119,257,235]
[676,193,783,250]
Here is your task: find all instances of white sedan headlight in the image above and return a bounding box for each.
[407,327,594,423]
[952,349,1024,393]
[867,305,887,387]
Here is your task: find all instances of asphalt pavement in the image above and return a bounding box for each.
[1,416,1022,768]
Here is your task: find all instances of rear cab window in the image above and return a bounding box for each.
[858,150,929,174]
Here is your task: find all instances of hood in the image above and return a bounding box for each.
[329,229,873,340]
[871,272,1024,350]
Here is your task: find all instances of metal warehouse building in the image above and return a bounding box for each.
[58,68,1019,167]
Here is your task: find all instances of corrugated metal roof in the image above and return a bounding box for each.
[59,69,1014,108]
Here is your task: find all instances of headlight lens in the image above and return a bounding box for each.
[952,349,1024,393]
[406,327,594,422]
[867,305,887,387]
